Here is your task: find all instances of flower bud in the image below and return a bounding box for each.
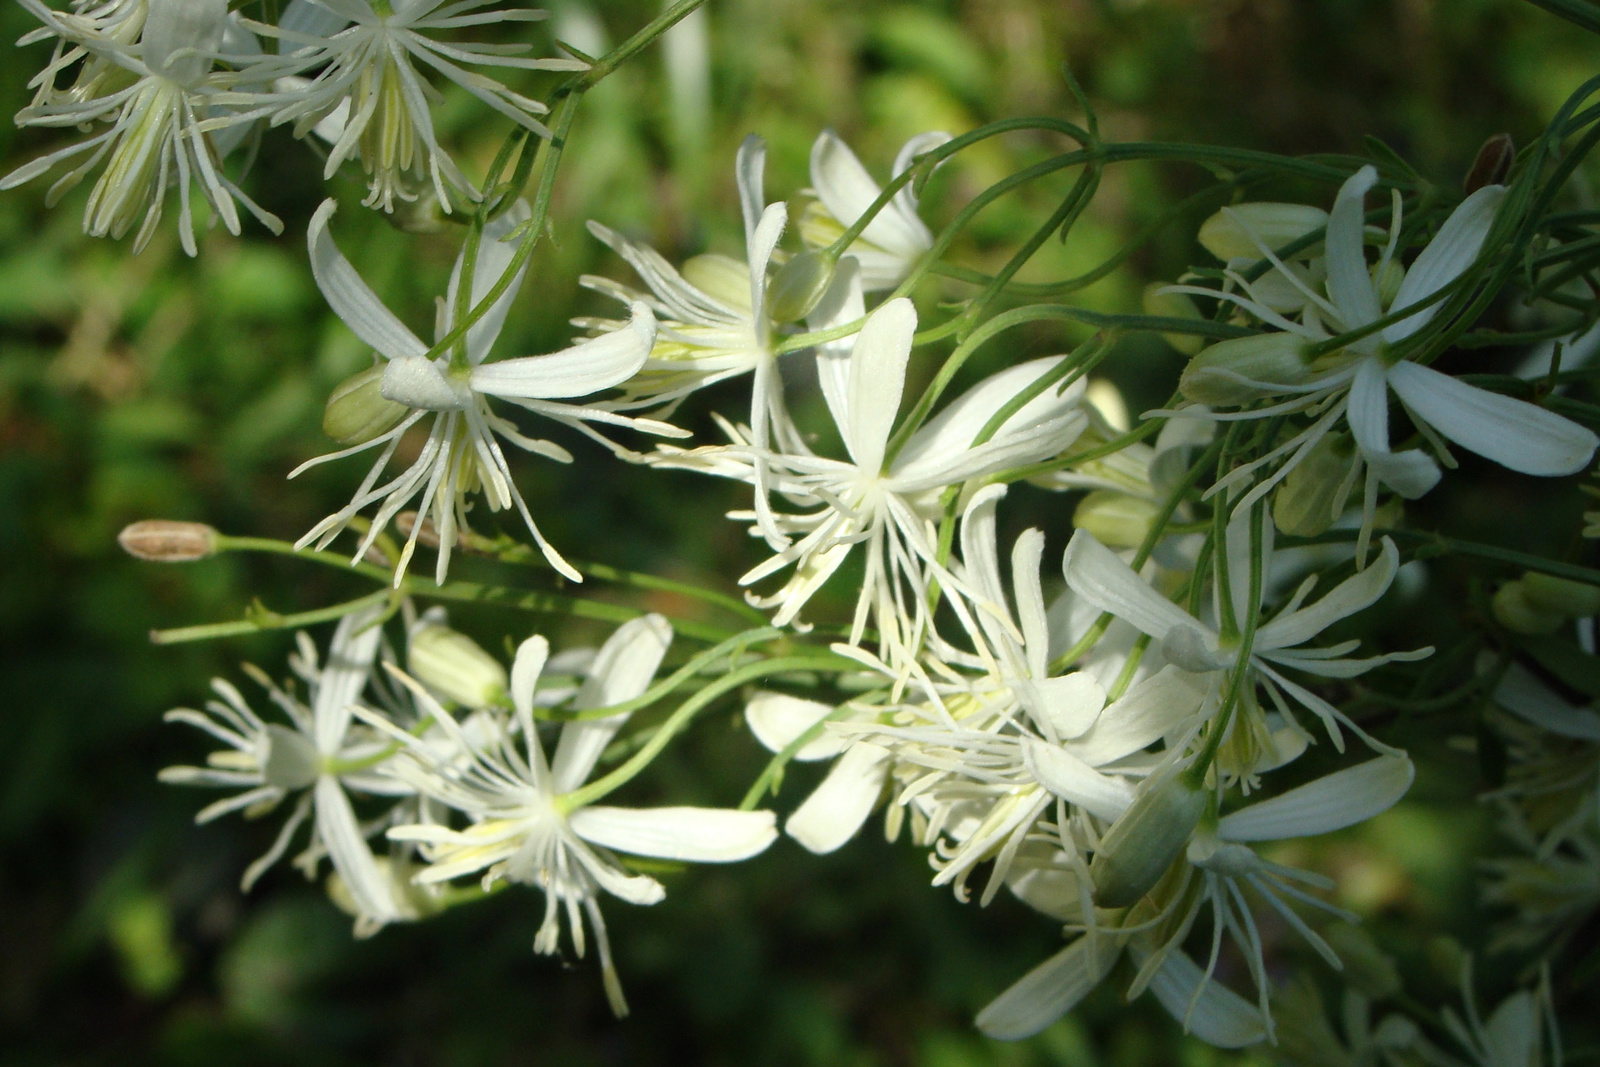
[1520,572,1600,618]
[1141,284,1204,356]
[1198,203,1327,262]
[409,624,508,708]
[119,519,218,561]
[262,724,323,790]
[1323,923,1401,1000]
[1492,580,1564,635]
[1372,258,1405,308]
[1089,770,1207,908]
[1273,433,1355,537]
[1073,491,1159,549]
[766,250,836,323]
[1465,133,1515,195]
[323,365,410,445]
[1179,333,1314,406]
[680,254,752,310]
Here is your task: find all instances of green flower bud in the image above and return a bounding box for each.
[680,254,752,311]
[767,250,837,323]
[1179,333,1314,406]
[1273,433,1355,537]
[118,519,219,562]
[1492,581,1564,635]
[1141,283,1204,356]
[1198,203,1327,262]
[1090,770,1207,909]
[1521,572,1600,618]
[1073,491,1159,549]
[1372,258,1405,308]
[1323,923,1402,1000]
[409,624,509,708]
[262,724,323,790]
[324,365,410,445]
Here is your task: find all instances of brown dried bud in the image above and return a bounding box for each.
[1465,134,1515,194]
[395,512,441,548]
[118,520,218,562]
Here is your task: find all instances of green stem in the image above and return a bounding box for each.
[150,590,391,645]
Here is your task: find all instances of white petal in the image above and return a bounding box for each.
[785,742,891,854]
[839,297,916,473]
[1217,754,1413,842]
[746,202,788,326]
[1021,673,1105,740]
[810,129,883,240]
[975,934,1123,1041]
[550,614,672,794]
[470,303,656,399]
[314,776,399,925]
[1383,185,1505,342]
[744,691,844,760]
[1325,166,1381,329]
[1068,665,1211,766]
[1347,357,1392,458]
[510,635,550,719]
[809,256,865,429]
[1140,948,1268,1048]
[571,805,778,862]
[1255,537,1398,652]
[1061,530,1203,643]
[1022,738,1135,821]
[307,199,427,362]
[1482,992,1539,1067]
[735,134,767,247]
[382,354,471,410]
[444,198,532,363]
[1387,361,1597,476]
[313,602,385,752]
[1495,664,1600,742]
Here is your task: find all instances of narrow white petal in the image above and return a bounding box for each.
[1388,361,1597,476]
[445,198,532,363]
[1061,530,1202,643]
[1495,664,1600,742]
[744,691,844,760]
[571,805,778,862]
[841,298,916,474]
[550,614,672,794]
[1068,665,1211,766]
[1325,166,1381,329]
[809,256,865,430]
[1022,738,1135,821]
[313,602,385,752]
[510,635,550,719]
[735,134,767,247]
[1383,185,1505,342]
[975,934,1123,1041]
[307,199,427,362]
[314,777,400,924]
[471,303,656,399]
[1346,357,1392,458]
[1255,537,1398,651]
[1141,949,1268,1048]
[747,202,788,325]
[810,129,882,237]
[1217,753,1414,842]
[785,742,891,854]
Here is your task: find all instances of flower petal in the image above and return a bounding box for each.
[315,776,400,926]
[312,602,385,752]
[1495,663,1600,742]
[443,198,532,363]
[1022,738,1136,821]
[1140,948,1268,1048]
[1068,665,1211,766]
[1255,537,1398,652]
[1324,166,1381,330]
[551,614,673,794]
[1387,360,1598,476]
[1217,753,1413,842]
[785,742,891,854]
[743,691,844,760]
[975,934,1124,1040]
[842,297,916,473]
[1383,185,1506,343]
[571,805,778,862]
[1061,530,1203,644]
[307,199,428,362]
[471,302,656,399]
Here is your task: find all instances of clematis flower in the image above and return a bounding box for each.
[294,197,673,584]
[259,0,585,211]
[364,617,779,1015]
[158,604,413,932]
[1166,165,1596,535]
[797,128,950,291]
[659,297,1089,668]
[4,0,284,254]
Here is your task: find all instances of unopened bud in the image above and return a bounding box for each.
[1521,572,1600,618]
[680,254,752,310]
[1465,134,1515,195]
[1323,923,1401,999]
[385,188,450,234]
[409,624,508,708]
[1372,258,1405,308]
[1179,333,1314,406]
[324,365,410,445]
[1073,491,1159,549]
[119,520,218,562]
[1141,284,1204,356]
[1090,770,1207,908]
[1492,580,1564,635]
[1273,433,1355,537]
[767,250,837,323]
[1198,203,1328,262]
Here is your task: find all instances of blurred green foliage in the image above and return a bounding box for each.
[2,0,1598,1063]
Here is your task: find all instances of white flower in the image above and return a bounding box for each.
[158,604,413,932]
[1167,165,1596,523]
[661,297,1089,667]
[260,0,585,211]
[293,197,671,584]
[582,135,797,452]
[1062,515,1427,763]
[365,617,778,1015]
[4,0,284,254]
[798,128,950,291]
